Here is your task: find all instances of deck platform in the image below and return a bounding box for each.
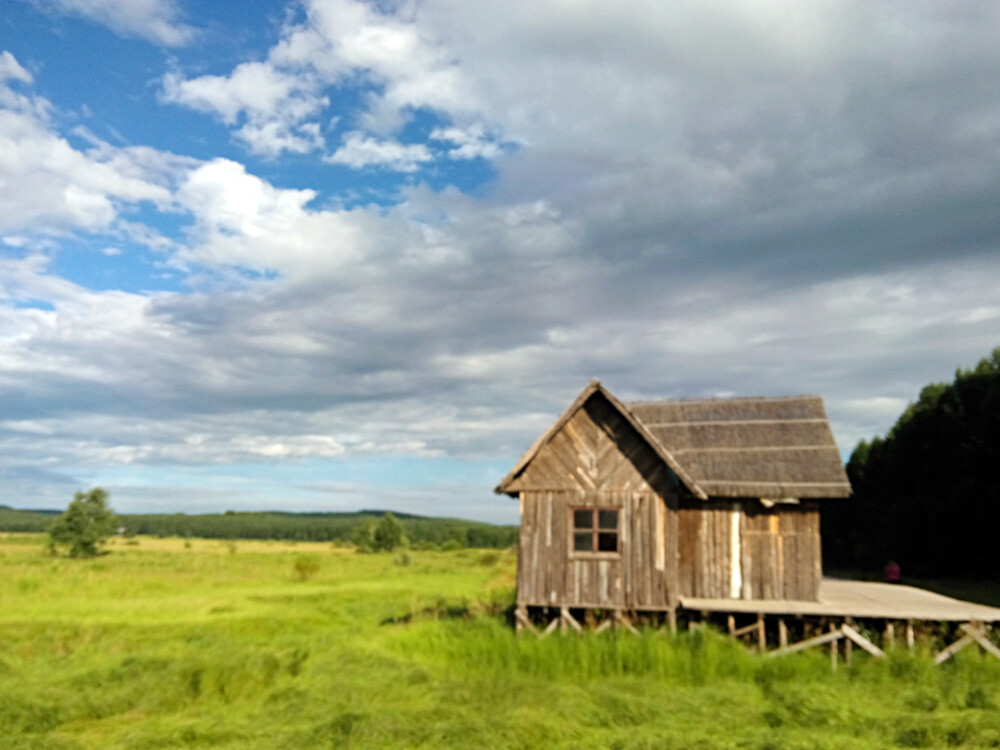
[681,578,1000,622]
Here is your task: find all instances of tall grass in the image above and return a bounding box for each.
[3,534,1000,749]
[401,617,755,682]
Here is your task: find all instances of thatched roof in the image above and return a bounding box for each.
[628,394,851,499]
[496,382,851,499]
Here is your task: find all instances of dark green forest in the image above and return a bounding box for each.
[0,506,517,549]
[822,346,1000,578]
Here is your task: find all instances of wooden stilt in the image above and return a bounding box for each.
[769,628,842,657]
[906,620,915,649]
[614,610,639,635]
[842,624,885,657]
[733,621,762,637]
[936,623,1000,664]
[757,613,766,652]
[594,618,613,634]
[540,617,560,638]
[884,621,895,647]
[560,606,583,634]
[727,614,735,636]
[514,606,539,636]
[935,632,975,664]
[830,622,838,670]
[778,618,788,650]
[844,618,853,667]
[667,607,677,634]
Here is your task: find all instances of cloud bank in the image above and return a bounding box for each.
[2,1,1000,520]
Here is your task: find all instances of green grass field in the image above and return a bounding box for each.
[3,533,1000,749]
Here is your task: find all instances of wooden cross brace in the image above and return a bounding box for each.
[935,623,1000,664]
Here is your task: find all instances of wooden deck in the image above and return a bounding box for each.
[681,578,1000,622]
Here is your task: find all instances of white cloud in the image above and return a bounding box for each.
[162,0,485,158]
[272,0,477,129]
[161,65,328,156]
[25,0,194,46]
[430,125,503,160]
[0,53,195,236]
[0,51,33,84]
[325,132,432,171]
[0,108,173,233]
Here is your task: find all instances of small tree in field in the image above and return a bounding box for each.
[373,512,407,552]
[351,519,376,552]
[48,487,117,558]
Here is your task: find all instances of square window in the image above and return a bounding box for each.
[571,507,620,555]
[573,509,594,529]
[597,532,618,552]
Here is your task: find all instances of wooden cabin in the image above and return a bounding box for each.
[495,381,851,617]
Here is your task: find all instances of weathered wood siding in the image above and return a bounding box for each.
[740,502,821,601]
[518,489,676,609]
[510,390,824,609]
[512,392,676,609]
[506,392,671,496]
[677,500,735,599]
[677,499,822,602]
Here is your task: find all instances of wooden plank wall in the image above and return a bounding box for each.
[624,490,674,609]
[510,391,824,609]
[677,500,822,602]
[505,392,671,497]
[740,502,821,601]
[512,392,677,610]
[518,489,676,609]
[518,490,621,608]
[677,500,735,599]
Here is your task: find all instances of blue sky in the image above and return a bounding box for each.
[2,0,1000,522]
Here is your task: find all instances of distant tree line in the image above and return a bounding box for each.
[822,347,1000,579]
[0,506,517,549]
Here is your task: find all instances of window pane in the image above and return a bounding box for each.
[598,509,618,530]
[597,532,618,552]
[574,532,594,552]
[573,509,593,529]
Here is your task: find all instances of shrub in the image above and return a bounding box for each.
[478,552,501,566]
[292,555,321,581]
[351,520,376,552]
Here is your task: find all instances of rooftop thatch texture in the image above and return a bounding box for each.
[628,395,851,499]
[496,382,851,500]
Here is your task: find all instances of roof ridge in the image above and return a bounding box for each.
[626,394,821,406]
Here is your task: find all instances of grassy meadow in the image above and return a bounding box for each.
[3,534,1000,749]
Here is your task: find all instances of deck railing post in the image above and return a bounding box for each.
[830,622,838,670]
[844,618,853,667]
